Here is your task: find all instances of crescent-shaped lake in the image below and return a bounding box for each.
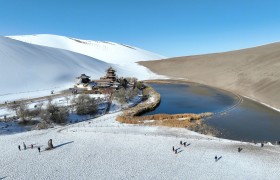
[143,82,280,143]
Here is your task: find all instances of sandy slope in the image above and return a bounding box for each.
[139,43,280,110]
[1,113,280,179]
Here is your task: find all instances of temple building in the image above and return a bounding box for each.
[75,74,96,90]
[76,74,90,84]
[74,67,120,91]
[96,67,120,88]
[100,67,117,82]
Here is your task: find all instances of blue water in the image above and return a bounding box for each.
[143,83,237,115]
[143,82,280,143]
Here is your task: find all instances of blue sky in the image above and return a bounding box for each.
[1,0,280,57]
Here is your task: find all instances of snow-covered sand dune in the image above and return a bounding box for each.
[0,37,110,102]
[0,36,164,103]
[1,113,280,179]
[8,34,166,64]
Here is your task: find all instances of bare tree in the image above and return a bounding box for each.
[8,102,39,123]
[113,87,139,105]
[113,88,127,104]
[45,102,69,124]
[74,94,98,115]
[127,87,139,100]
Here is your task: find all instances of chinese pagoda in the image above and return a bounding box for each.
[100,67,117,82]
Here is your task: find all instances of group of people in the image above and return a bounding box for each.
[172,140,222,160]
[172,140,188,154]
[171,141,247,162]
[180,140,188,147]
[18,142,41,153]
[18,142,26,151]
[171,138,273,163]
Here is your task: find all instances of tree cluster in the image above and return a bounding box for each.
[8,100,69,125]
[8,103,42,123]
[113,87,139,104]
[45,102,69,124]
[72,94,98,115]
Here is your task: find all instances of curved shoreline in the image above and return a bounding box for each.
[116,86,161,120]
[243,95,280,113]
[145,79,243,115]
[141,79,280,142]
[116,85,213,130]
[145,78,280,113]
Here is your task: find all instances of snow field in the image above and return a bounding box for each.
[1,112,280,179]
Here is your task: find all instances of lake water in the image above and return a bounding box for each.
[143,82,280,143]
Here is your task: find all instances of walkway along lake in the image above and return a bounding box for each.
[143,81,280,143]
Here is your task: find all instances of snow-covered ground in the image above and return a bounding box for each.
[1,112,280,179]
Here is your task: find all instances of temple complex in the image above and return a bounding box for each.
[74,67,120,91]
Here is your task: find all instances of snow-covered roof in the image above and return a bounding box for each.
[76,74,90,79]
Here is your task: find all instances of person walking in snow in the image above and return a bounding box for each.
[180,140,182,145]
[183,142,186,147]
[172,146,175,152]
[215,156,218,162]
[238,147,242,152]
[18,145,21,151]
[38,147,41,153]
[23,142,27,150]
